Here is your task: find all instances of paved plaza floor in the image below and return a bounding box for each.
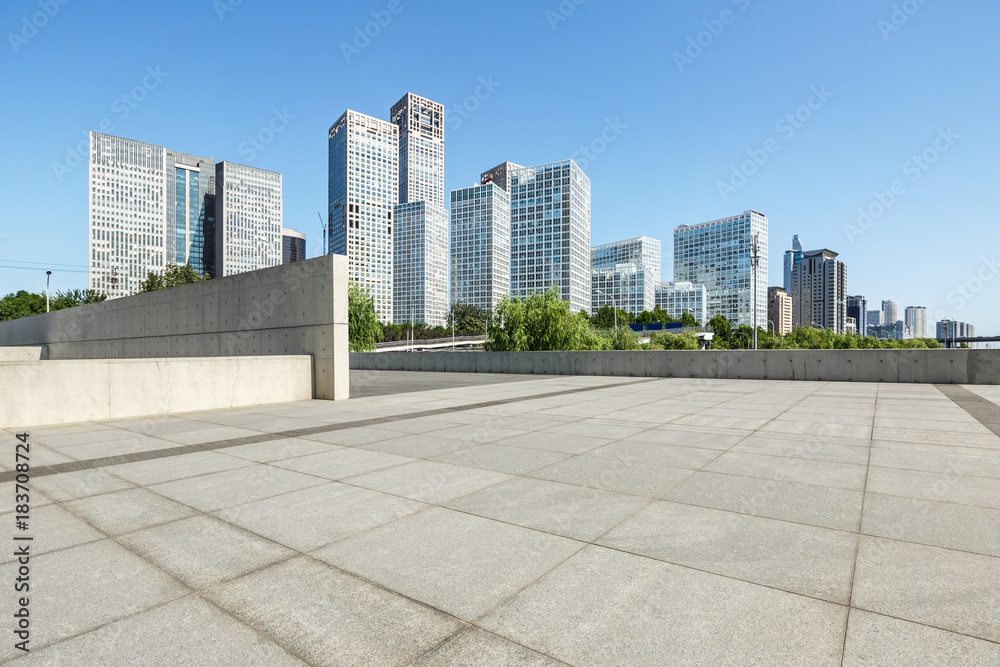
[3,372,1000,665]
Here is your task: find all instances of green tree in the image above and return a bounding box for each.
[486,287,594,351]
[139,264,209,292]
[50,289,107,310]
[446,302,488,335]
[648,331,700,350]
[0,291,47,321]
[590,304,633,329]
[680,311,699,328]
[348,282,382,352]
[707,314,732,349]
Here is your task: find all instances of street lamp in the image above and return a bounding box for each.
[751,233,760,350]
[45,271,52,313]
[595,290,619,330]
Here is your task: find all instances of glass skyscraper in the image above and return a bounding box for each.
[214,161,282,277]
[591,236,661,314]
[281,228,306,264]
[328,110,398,322]
[673,210,768,327]
[390,93,447,326]
[449,182,511,314]
[502,160,592,314]
[790,248,847,333]
[88,132,215,299]
[655,282,708,323]
[847,295,868,337]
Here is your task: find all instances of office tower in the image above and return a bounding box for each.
[282,228,306,264]
[88,132,216,299]
[449,182,510,314]
[391,93,444,207]
[390,92,447,326]
[847,295,868,337]
[937,320,975,340]
[790,248,847,332]
[505,160,592,313]
[214,161,282,277]
[328,109,398,322]
[768,286,793,335]
[673,210,768,326]
[867,310,884,327]
[905,306,927,339]
[393,202,448,325]
[845,317,858,334]
[882,300,899,328]
[481,161,524,192]
[655,282,708,323]
[591,237,661,315]
[783,234,803,292]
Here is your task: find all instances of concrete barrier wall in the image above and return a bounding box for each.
[351,349,1000,385]
[0,255,348,399]
[0,356,313,428]
[0,347,45,361]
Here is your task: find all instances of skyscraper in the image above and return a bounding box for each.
[673,210,768,326]
[481,161,524,192]
[656,282,708,323]
[591,237,661,314]
[390,93,444,207]
[88,132,216,299]
[768,286,793,335]
[328,110,398,322]
[847,295,868,337]
[783,234,803,292]
[449,182,511,314]
[882,300,899,328]
[790,248,847,332]
[905,306,928,339]
[503,160,592,314]
[214,161,282,277]
[867,310,884,327]
[282,228,306,264]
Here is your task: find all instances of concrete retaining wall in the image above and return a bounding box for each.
[0,356,313,428]
[0,347,45,361]
[351,349,1000,384]
[0,255,348,399]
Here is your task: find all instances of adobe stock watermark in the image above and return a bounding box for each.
[570,117,628,171]
[51,66,169,183]
[213,0,242,21]
[717,85,833,201]
[843,127,958,243]
[673,0,752,73]
[340,0,410,64]
[545,0,586,31]
[8,0,70,54]
[444,75,501,132]
[237,107,295,163]
[878,0,932,40]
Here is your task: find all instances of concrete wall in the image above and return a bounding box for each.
[351,349,1000,385]
[0,356,312,428]
[0,347,45,361]
[0,255,348,399]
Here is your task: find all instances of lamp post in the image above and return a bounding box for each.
[751,233,760,350]
[596,290,618,330]
[45,271,52,312]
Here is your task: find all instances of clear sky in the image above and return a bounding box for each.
[1,0,997,334]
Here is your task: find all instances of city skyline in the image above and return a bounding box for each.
[2,2,997,333]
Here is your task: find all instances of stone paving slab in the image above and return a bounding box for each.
[8,372,1000,664]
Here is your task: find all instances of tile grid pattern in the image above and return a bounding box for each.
[3,374,1000,664]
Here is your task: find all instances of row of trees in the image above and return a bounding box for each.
[0,289,107,321]
[588,304,700,329]
[706,315,943,350]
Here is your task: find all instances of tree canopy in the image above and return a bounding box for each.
[139,264,209,292]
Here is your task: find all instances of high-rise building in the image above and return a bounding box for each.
[867,310,884,327]
[845,317,858,334]
[393,201,448,325]
[937,320,975,340]
[505,160,592,314]
[783,234,803,292]
[449,182,511,314]
[790,248,847,332]
[847,295,868,337]
[882,300,899,328]
[905,306,927,339]
[655,281,707,323]
[481,161,523,192]
[88,132,216,298]
[281,228,306,264]
[591,237,660,315]
[673,210,768,327]
[390,93,447,326]
[328,109,399,322]
[768,286,793,335]
[214,161,282,277]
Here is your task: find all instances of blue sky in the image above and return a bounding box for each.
[1,0,997,334]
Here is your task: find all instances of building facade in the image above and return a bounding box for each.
[905,306,927,339]
[937,320,975,340]
[768,286,793,336]
[328,110,399,322]
[391,93,444,208]
[282,228,306,264]
[867,310,884,328]
[790,248,848,332]
[214,161,282,277]
[673,210,768,327]
[507,160,592,314]
[846,295,868,338]
[480,161,524,192]
[393,202,448,325]
[449,182,511,314]
[591,237,660,315]
[88,132,217,299]
[783,234,803,292]
[882,300,899,328]
[655,281,707,323]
